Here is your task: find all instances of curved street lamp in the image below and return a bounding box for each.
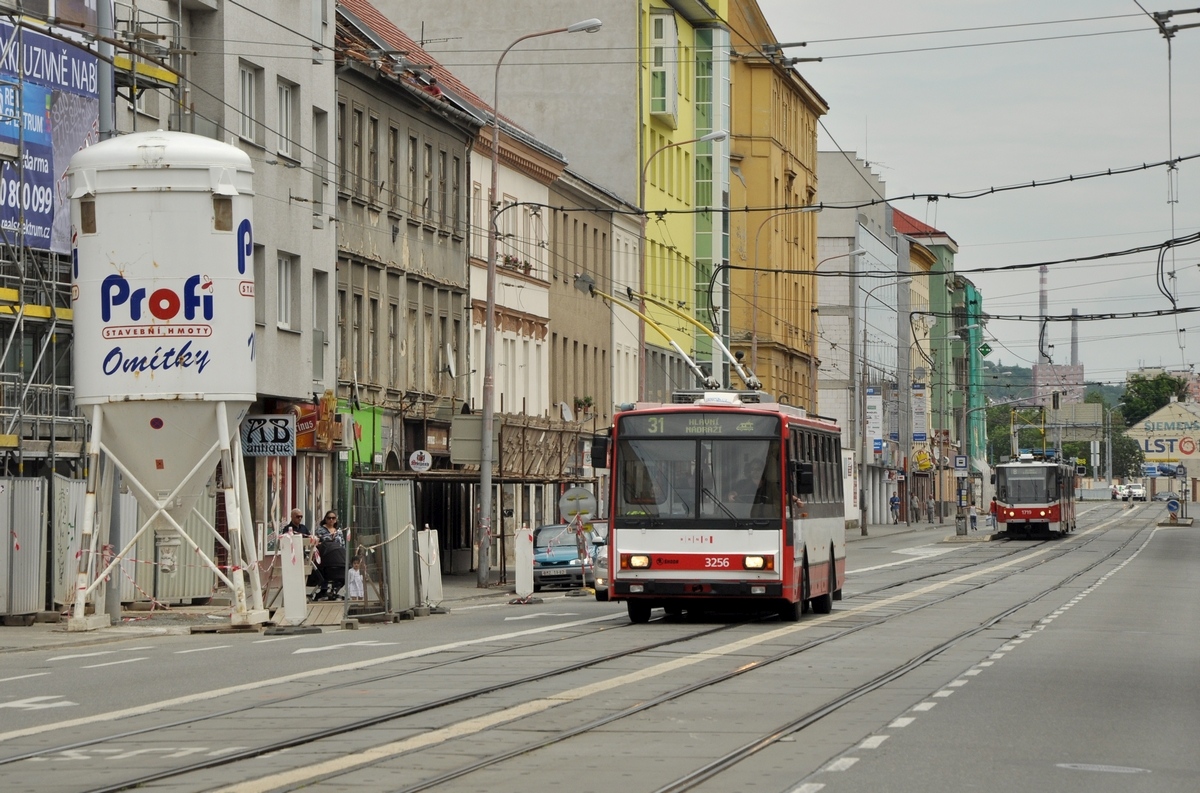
[637,130,726,397]
[477,18,603,588]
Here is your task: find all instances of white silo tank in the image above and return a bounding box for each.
[67,131,266,628]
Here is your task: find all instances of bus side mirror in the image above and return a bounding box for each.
[590,432,610,469]
[792,461,815,495]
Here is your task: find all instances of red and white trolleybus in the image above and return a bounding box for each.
[592,391,846,623]
[993,451,1078,536]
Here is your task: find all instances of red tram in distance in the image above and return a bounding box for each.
[592,391,846,624]
[993,451,1079,537]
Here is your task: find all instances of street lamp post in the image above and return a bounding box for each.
[637,130,727,398]
[477,18,602,588]
[747,208,827,399]
[859,276,909,536]
[1106,402,1125,486]
[809,248,864,411]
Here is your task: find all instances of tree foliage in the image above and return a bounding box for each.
[1121,373,1189,427]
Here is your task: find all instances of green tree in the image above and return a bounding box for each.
[1121,373,1188,427]
[1111,431,1144,479]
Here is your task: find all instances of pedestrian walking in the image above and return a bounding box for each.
[969,503,978,531]
[889,492,900,524]
[988,497,998,530]
[926,495,935,523]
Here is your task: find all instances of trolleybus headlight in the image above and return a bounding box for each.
[1039,510,1046,516]
[743,555,774,570]
[621,554,651,569]
[750,585,767,594]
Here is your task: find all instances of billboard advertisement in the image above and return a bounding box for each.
[0,18,98,253]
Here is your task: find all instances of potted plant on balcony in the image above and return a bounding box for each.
[573,395,594,417]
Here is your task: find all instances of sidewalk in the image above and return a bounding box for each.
[0,518,987,654]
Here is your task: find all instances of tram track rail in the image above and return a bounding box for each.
[7,502,1144,793]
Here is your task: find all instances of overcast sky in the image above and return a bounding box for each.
[758,1,1200,389]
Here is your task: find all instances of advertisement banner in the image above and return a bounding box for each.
[866,387,883,453]
[241,415,296,457]
[0,19,98,253]
[912,382,927,442]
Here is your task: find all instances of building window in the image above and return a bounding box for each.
[369,296,379,383]
[239,63,262,142]
[387,125,399,209]
[438,150,447,226]
[277,254,299,330]
[252,245,265,325]
[649,13,678,122]
[353,293,363,378]
[336,102,346,192]
[388,301,399,388]
[351,109,363,197]
[276,81,295,157]
[368,115,379,202]
[407,135,418,214]
[452,156,462,234]
[423,143,433,220]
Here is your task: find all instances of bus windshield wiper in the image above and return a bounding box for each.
[702,486,738,521]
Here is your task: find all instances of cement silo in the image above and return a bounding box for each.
[67,130,266,629]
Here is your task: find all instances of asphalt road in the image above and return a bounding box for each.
[1,501,1195,792]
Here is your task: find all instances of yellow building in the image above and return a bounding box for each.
[725,1,828,409]
[639,0,729,400]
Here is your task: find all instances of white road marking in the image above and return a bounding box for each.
[825,757,859,772]
[47,651,115,662]
[0,673,49,684]
[789,784,825,793]
[5,510,1137,787]
[888,717,915,728]
[963,669,981,676]
[978,660,994,666]
[0,696,77,711]
[81,658,148,669]
[859,735,889,749]
[503,613,581,621]
[254,636,299,643]
[175,645,231,654]
[292,641,398,655]
[948,679,968,687]
[912,702,937,712]
[933,690,955,697]
[849,546,957,575]
[989,653,1006,659]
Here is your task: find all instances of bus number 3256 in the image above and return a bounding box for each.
[705,557,731,568]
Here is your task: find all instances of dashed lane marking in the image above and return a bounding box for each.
[80,658,148,670]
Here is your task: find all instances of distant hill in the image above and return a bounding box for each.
[980,359,1122,406]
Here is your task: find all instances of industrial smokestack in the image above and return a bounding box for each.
[1070,308,1079,366]
[1039,265,1050,364]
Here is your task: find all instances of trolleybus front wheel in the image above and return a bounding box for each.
[627,600,652,624]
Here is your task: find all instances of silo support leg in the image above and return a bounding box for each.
[68,405,112,631]
[218,403,267,626]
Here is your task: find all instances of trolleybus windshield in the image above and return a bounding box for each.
[615,436,782,522]
[997,466,1055,504]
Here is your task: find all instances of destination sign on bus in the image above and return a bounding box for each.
[620,413,779,437]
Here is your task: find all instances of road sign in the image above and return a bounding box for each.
[1177,465,1188,479]
[978,342,992,357]
[1167,499,1180,514]
[954,455,968,471]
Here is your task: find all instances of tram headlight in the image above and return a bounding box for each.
[621,554,651,569]
[743,555,774,570]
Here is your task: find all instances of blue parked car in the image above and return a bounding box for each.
[532,524,594,592]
